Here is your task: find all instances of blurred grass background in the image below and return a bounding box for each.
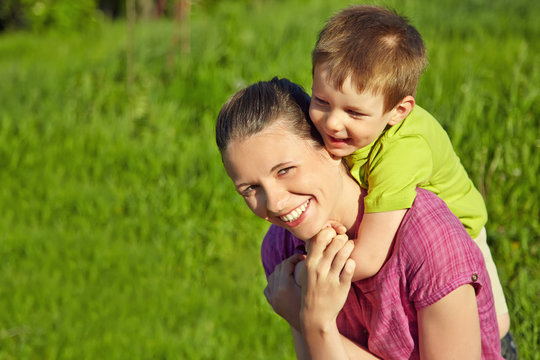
[0,0,538,358]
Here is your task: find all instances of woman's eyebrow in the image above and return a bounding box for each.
[235,161,295,188]
[270,161,293,173]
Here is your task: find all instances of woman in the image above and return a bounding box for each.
[216,78,502,359]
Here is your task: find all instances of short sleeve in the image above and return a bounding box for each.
[364,135,433,213]
[404,213,487,310]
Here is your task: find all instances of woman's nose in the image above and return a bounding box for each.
[265,188,288,214]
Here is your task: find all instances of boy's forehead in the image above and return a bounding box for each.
[312,64,343,91]
[314,66,383,101]
[313,61,383,96]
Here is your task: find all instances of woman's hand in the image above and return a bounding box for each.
[264,253,305,331]
[297,226,356,360]
[295,222,347,288]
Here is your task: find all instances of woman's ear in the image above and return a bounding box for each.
[388,95,415,126]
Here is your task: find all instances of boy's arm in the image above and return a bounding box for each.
[350,209,407,281]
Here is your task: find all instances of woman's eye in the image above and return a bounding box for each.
[241,185,257,196]
[278,167,294,176]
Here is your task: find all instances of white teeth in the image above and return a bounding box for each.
[280,199,310,223]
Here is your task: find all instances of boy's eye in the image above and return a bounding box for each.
[347,110,364,118]
[314,96,328,105]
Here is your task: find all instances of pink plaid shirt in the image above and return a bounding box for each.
[262,189,502,359]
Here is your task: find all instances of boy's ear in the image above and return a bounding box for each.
[388,96,415,126]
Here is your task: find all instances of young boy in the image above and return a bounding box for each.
[307,5,511,339]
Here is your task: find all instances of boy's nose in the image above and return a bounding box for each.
[325,111,343,133]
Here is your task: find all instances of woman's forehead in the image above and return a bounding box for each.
[223,123,317,177]
[225,125,300,161]
[233,121,307,152]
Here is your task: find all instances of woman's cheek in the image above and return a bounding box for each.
[243,196,262,218]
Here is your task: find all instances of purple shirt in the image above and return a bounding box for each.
[261,189,501,359]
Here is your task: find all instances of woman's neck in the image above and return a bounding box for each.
[337,167,364,238]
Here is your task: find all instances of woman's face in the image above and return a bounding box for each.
[223,120,346,241]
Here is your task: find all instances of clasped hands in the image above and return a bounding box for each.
[264,222,356,332]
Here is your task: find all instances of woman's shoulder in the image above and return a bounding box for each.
[397,189,483,274]
[401,189,469,242]
[397,189,486,305]
[261,225,305,278]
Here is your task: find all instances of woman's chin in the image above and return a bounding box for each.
[286,227,318,242]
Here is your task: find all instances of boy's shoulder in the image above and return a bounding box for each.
[403,105,440,127]
[389,104,449,142]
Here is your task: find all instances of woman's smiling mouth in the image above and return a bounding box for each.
[280,199,311,223]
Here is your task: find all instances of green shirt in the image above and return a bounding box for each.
[345,105,487,238]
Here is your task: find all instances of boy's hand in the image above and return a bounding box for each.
[323,220,347,236]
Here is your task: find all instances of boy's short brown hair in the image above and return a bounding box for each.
[312,5,427,112]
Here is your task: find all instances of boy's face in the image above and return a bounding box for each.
[310,65,396,157]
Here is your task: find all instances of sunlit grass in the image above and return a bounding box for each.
[0,0,538,358]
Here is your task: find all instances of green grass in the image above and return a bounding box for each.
[0,0,538,358]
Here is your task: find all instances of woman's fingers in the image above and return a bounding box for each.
[305,228,336,279]
[318,234,349,273]
[306,228,352,283]
[270,253,305,290]
[300,238,355,333]
[329,239,354,278]
[264,254,304,329]
[265,253,304,297]
[306,226,336,255]
[284,253,307,271]
[340,258,356,284]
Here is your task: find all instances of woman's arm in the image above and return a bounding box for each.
[299,323,379,360]
[265,230,379,359]
[299,227,380,360]
[291,327,310,360]
[418,284,481,360]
